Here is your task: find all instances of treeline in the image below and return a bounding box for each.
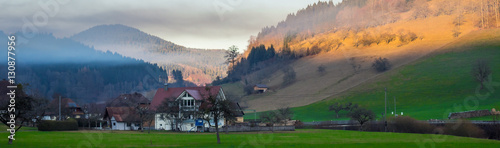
[251,0,500,51]
[0,33,168,103]
[213,44,298,85]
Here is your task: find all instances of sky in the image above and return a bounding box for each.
[0,0,341,52]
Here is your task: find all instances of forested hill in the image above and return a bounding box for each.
[70,24,227,85]
[0,33,169,103]
[248,0,487,52]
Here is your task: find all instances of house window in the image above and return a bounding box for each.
[113,123,116,126]
[183,99,194,107]
[191,123,194,127]
[127,123,131,126]
[160,124,162,127]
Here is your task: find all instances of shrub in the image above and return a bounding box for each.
[372,57,391,72]
[282,66,296,86]
[244,84,255,95]
[399,32,418,44]
[481,124,500,140]
[443,119,485,138]
[452,29,461,37]
[317,65,326,76]
[294,120,305,129]
[389,116,434,134]
[380,33,396,44]
[359,33,374,46]
[38,119,79,131]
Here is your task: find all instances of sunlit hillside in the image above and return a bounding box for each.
[221,0,500,112]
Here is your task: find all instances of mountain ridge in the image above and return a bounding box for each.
[70,24,227,85]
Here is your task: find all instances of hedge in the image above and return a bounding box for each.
[38,119,79,131]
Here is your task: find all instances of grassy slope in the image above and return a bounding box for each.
[243,14,478,112]
[1,129,499,147]
[285,29,500,122]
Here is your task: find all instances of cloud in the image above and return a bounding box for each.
[0,0,337,50]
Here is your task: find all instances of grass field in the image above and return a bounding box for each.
[1,129,499,147]
[244,29,500,122]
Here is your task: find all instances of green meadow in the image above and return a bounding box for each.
[244,29,500,122]
[1,129,499,147]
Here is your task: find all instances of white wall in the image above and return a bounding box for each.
[155,114,173,130]
[110,117,140,130]
[154,113,225,131]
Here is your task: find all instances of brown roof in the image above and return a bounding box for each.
[104,107,140,122]
[106,93,150,107]
[150,86,222,110]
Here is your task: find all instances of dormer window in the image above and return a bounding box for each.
[182,99,194,107]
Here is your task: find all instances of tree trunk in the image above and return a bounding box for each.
[214,116,221,144]
[482,0,485,28]
[336,112,339,118]
[8,133,13,144]
[225,120,228,134]
[496,0,499,27]
[141,118,144,132]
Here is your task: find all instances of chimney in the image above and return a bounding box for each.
[164,83,168,91]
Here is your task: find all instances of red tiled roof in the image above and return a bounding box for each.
[150,86,221,111]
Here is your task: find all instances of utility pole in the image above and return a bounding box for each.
[384,88,387,132]
[59,96,61,121]
[394,96,396,117]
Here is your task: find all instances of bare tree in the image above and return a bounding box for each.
[157,98,183,131]
[259,111,279,132]
[136,103,153,132]
[472,60,492,90]
[260,106,294,132]
[199,87,234,144]
[0,83,36,144]
[343,102,359,112]
[348,108,375,131]
[329,102,344,118]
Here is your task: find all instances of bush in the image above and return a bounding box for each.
[317,65,326,76]
[282,66,296,86]
[244,84,255,95]
[294,120,305,129]
[399,32,418,44]
[443,119,485,138]
[76,118,101,128]
[389,116,435,134]
[380,33,396,44]
[480,124,500,140]
[372,57,391,72]
[359,33,374,46]
[38,119,79,131]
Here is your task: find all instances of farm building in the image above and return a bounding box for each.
[103,107,142,130]
[43,98,84,120]
[254,84,268,93]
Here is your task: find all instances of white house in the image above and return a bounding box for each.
[150,85,227,132]
[103,107,141,130]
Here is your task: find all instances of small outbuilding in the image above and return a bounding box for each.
[253,84,268,93]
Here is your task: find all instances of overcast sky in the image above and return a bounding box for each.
[1,0,340,52]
